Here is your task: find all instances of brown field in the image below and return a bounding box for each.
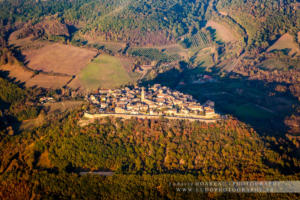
[0,63,73,89]
[23,43,98,75]
[67,76,83,90]
[7,33,142,91]
[0,64,35,83]
[267,33,300,56]
[26,73,71,89]
[206,20,239,42]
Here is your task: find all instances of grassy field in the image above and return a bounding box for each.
[191,47,215,68]
[206,20,239,43]
[76,54,138,90]
[217,10,259,44]
[267,33,300,56]
[259,58,288,71]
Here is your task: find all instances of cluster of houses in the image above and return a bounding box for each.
[87,84,219,119]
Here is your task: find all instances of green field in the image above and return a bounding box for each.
[79,54,138,89]
[191,47,215,68]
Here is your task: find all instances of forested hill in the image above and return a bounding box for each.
[0,0,298,46]
[216,0,299,49]
[0,1,300,198]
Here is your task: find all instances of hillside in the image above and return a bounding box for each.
[0,0,299,198]
[0,0,298,131]
[0,92,299,198]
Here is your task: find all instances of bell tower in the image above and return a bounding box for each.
[141,87,145,102]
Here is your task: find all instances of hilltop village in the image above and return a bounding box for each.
[87,84,219,119]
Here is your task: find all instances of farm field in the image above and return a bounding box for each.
[191,47,215,68]
[217,10,259,44]
[25,73,71,89]
[70,54,139,90]
[131,44,188,60]
[259,58,289,71]
[23,43,98,75]
[206,20,239,43]
[267,33,300,56]
[80,35,126,53]
[0,63,72,89]
[189,31,211,49]
[0,64,35,83]
[163,45,188,60]
[128,47,180,62]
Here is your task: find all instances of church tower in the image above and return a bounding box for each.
[141,87,145,102]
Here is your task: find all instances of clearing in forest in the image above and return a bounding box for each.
[206,20,239,43]
[267,33,300,56]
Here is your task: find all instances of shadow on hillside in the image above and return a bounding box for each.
[0,70,29,133]
[8,44,29,65]
[0,69,27,89]
[141,66,298,137]
[141,66,300,175]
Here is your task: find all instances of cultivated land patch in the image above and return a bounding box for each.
[70,54,138,90]
[132,44,187,59]
[267,33,300,56]
[23,43,98,75]
[26,73,71,89]
[9,35,47,51]
[192,47,215,68]
[81,35,126,53]
[206,20,239,43]
[0,64,35,83]
[0,63,72,89]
